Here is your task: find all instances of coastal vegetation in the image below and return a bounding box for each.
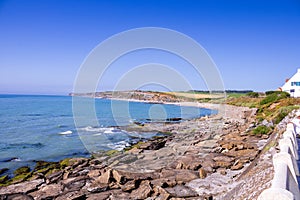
[226,91,299,135]
[252,125,271,135]
[246,92,259,98]
[227,91,297,114]
[153,90,298,135]
[0,158,82,187]
[164,90,298,131]
[70,89,299,130]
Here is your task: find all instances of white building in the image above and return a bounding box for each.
[280,69,300,97]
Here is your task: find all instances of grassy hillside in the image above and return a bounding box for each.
[226,91,300,130]
[174,90,300,135]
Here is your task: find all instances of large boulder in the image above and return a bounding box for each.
[130,180,152,199]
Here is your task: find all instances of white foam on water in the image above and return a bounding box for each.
[59,130,72,135]
[93,133,103,136]
[11,158,21,162]
[78,126,95,132]
[107,141,130,151]
[103,127,115,134]
[79,126,117,133]
[79,126,128,135]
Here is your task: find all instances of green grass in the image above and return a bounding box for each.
[227,90,300,126]
[260,91,290,105]
[246,92,259,98]
[253,125,272,135]
[226,93,247,98]
[262,140,277,152]
[0,175,8,184]
[272,105,300,124]
[105,149,120,156]
[59,158,71,169]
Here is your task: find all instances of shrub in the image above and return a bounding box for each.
[246,92,259,98]
[265,91,276,95]
[273,105,299,124]
[260,93,278,105]
[260,91,290,105]
[253,125,271,135]
[265,91,290,97]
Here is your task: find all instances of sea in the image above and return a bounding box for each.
[0,94,215,174]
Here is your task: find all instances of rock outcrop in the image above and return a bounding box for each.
[0,105,276,199]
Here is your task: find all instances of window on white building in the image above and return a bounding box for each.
[291,82,300,86]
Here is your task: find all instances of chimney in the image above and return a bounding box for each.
[285,78,289,83]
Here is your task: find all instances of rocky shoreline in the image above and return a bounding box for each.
[0,103,283,200]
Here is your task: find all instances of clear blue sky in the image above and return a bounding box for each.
[0,0,300,94]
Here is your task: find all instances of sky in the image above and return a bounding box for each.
[0,0,300,94]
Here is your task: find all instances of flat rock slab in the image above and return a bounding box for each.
[0,179,44,194]
[195,140,218,149]
[0,194,33,200]
[86,191,110,200]
[186,171,241,198]
[165,185,198,198]
[29,183,62,199]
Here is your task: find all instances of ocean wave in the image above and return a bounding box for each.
[107,141,131,151]
[103,127,116,134]
[58,130,72,135]
[0,157,21,162]
[0,142,44,150]
[78,126,100,132]
[78,126,124,134]
[10,157,21,162]
[57,124,69,128]
[21,114,43,117]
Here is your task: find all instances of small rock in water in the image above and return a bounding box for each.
[14,166,30,176]
[0,168,9,175]
[166,117,182,122]
[0,175,9,184]
[34,160,59,171]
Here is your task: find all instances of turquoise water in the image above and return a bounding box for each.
[0,94,215,174]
